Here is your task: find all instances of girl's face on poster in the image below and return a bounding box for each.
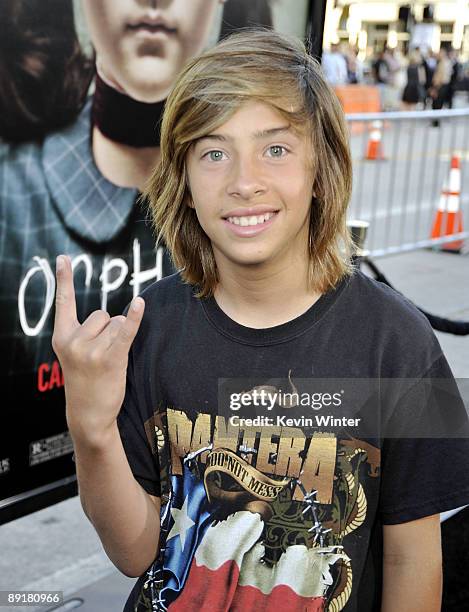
[81,0,225,102]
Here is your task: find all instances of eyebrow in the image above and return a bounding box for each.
[194,125,295,146]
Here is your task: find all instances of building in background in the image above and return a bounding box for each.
[323,0,469,60]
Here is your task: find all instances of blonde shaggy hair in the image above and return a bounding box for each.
[143,28,353,298]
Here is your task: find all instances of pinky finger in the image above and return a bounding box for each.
[114,297,145,353]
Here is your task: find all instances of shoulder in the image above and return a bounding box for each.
[0,102,91,190]
[0,139,51,212]
[340,270,443,374]
[130,272,195,331]
[41,98,92,174]
[0,138,43,175]
[346,270,431,327]
[138,271,194,310]
[127,271,195,356]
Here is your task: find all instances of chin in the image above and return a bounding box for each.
[229,253,272,268]
[122,64,176,103]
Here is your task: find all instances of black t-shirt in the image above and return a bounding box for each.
[117,270,469,612]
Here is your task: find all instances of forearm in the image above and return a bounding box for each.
[71,419,160,577]
[381,555,442,612]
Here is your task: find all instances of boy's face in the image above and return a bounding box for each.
[81,0,223,102]
[186,101,315,272]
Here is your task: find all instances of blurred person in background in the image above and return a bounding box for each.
[321,41,348,86]
[401,49,426,110]
[447,47,462,109]
[372,48,397,110]
[430,47,453,111]
[343,44,363,84]
[383,46,404,110]
[422,49,438,108]
[372,48,390,85]
[383,47,401,87]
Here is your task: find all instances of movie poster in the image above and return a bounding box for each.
[0,0,324,523]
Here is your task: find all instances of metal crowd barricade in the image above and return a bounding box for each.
[345,108,469,257]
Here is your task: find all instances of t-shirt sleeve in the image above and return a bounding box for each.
[379,353,469,525]
[116,303,161,498]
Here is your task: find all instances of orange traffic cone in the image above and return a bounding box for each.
[431,155,464,252]
[365,120,385,160]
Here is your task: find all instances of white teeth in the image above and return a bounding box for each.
[226,212,276,227]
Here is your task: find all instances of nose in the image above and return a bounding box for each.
[227,156,267,200]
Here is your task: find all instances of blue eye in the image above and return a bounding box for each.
[204,150,225,162]
[268,145,287,157]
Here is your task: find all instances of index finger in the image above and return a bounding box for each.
[54,254,79,335]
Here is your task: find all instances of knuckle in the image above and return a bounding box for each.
[68,338,84,361]
[100,351,114,368]
[55,291,67,306]
[88,347,105,365]
[118,325,132,343]
[90,309,110,323]
[83,309,110,328]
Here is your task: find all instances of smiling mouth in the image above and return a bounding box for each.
[225,212,278,227]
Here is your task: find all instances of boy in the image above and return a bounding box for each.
[53,30,469,611]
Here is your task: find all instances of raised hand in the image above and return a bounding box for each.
[52,254,145,444]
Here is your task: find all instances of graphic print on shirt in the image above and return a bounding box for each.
[134,404,380,612]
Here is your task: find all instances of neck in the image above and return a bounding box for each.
[213,245,321,329]
[90,71,164,190]
[92,71,165,147]
[92,126,160,191]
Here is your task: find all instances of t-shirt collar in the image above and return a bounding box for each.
[199,273,351,346]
